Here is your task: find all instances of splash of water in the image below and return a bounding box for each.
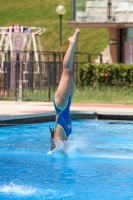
[0,182,36,196]
[0,183,75,199]
[47,133,88,158]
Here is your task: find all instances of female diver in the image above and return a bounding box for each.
[49,28,80,151]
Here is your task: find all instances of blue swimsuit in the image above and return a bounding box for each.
[53,96,72,138]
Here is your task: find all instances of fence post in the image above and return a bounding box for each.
[18,79,23,101]
[88,54,91,63]
[100,54,103,63]
[53,52,56,90]
[28,52,34,90]
[47,62,51,102]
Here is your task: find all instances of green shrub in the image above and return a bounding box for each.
[78,63,98,86]
[79,63,133,87]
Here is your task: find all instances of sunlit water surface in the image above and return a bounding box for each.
[0,120,133,200]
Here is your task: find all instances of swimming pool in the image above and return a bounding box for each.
[0,120,133,200]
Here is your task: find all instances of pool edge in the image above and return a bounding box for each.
[0,110,133,127]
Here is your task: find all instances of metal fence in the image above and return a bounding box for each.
[0,51,104,101]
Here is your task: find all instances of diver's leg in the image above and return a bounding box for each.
[70,77,74,99]
[55,28,80,108]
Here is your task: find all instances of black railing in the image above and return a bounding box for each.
[0,51,104,101]
[107,0,112,21]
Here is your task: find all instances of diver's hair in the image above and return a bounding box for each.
[49,125,56,151]
[49,125,54,139]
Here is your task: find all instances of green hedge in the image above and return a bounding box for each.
[79,63,133,87]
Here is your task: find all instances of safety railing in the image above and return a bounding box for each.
[0,51,105,101]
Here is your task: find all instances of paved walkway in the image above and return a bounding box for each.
[0,101,133,116]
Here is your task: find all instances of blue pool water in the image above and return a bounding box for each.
[0,120,133,200]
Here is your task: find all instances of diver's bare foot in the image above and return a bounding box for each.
[68,28,80,43]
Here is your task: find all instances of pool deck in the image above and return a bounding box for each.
[0,100,133,126]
